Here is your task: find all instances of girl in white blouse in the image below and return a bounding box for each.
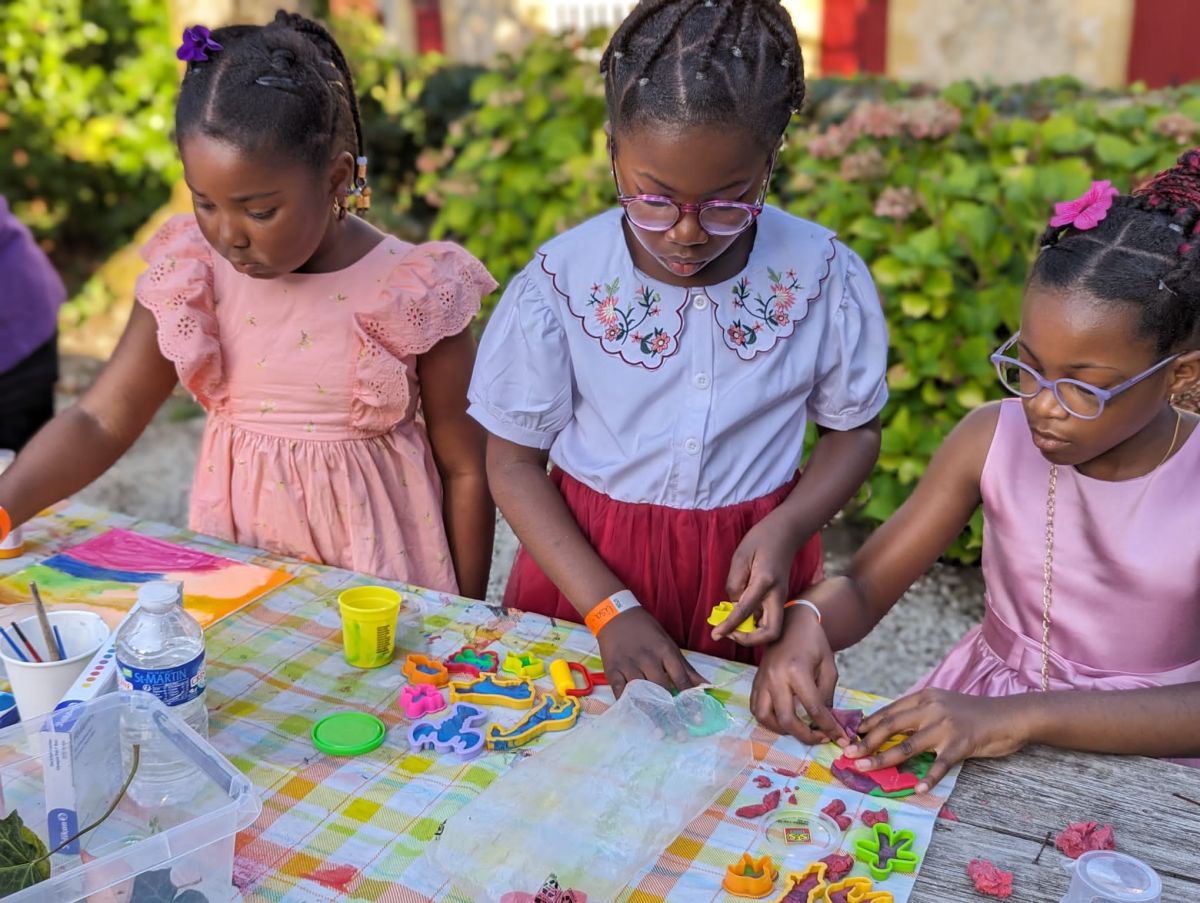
[468,0,888,696]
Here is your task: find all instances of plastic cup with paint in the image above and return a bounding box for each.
[1060,850,1162,903]
[338,586,402,669]
[0,611,110,719]
[0,450,22,560]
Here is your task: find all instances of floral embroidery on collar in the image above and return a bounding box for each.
[713,238,837,360]
[557,269,685,369]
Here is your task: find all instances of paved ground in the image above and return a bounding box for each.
[59,357,984,698]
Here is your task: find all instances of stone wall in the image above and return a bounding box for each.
[886,0,1135,87]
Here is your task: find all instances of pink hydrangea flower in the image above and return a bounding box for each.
[1050,180,1119,230]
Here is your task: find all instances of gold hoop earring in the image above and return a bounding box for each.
[332,197,348,221]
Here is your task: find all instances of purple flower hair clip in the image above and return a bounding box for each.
[1049,180,1119,231]
[177,25,223,63]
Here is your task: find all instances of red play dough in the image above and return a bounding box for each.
[821,798,852,831]
[832,755,920,793]
[966,859,1014,899]
[735,788,782,819]
[820,852,855,881]
[861,807,889,827]
[753,774,773,789]
[1055,821,1116,859]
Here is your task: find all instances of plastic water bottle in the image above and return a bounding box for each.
[116,581,208,804]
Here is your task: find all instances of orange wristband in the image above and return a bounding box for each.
[0,506,10,545]
[584,590,640,636]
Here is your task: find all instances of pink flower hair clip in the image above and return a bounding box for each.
[1049,180,1119,231]
[177,25,223,63]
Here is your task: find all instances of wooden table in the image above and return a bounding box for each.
[913,744,1200,901]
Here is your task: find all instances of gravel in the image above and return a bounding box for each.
[60,356,984,697]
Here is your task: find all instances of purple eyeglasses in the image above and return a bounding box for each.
[990,332,1179,419]
[610,151,774,236]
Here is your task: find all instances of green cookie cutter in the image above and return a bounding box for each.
[853,821,920,881]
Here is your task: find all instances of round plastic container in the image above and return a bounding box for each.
[760,809,841,869]
[1060,850,1162,903]
[338,586,402,669]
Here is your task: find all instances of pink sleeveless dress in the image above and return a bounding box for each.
[915,400,1200,762]
[135,215,496,590]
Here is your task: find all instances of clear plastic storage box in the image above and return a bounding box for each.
[0,692,260,902]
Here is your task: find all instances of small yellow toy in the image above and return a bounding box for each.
[820,877,893,902]
[502,651,546,680]
[723,853,778,899]
[708,601,757,634]
[768,861,827,903]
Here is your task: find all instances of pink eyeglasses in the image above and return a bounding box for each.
[611,151,775,237]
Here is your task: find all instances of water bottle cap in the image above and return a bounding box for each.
[137,581,183,612]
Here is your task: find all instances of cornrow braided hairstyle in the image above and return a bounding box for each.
[600,0,805,150]
[176,10,365,203]
[1032,147,1200,356]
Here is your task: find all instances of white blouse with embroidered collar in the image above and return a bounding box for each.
[468,205,889,509]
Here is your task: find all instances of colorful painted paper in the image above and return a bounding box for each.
[0,529,290,628]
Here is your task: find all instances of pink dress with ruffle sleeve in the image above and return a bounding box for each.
[135,215,497,591]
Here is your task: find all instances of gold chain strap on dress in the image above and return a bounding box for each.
[1038,408,1182,691]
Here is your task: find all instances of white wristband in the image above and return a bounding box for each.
[784,598,822,624]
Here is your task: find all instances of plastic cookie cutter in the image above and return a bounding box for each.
[853,822,920,882]
[723,853,779,899]
[548,659,609,698]
[502,651,547,680]
[449,673,538,709]
[445,645,500,678]
[768,861,828,903]
[820,877,894,902]
[707,601,757,634]
[486,695,580,751]
[408,702,487,760]
[402,653,449,687]
[831,747,935,798]
[398,684,447,719]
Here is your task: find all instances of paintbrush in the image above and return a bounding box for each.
[29,582,59,662]
[10,621,41,663]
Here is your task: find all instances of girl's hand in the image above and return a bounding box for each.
[713,518,804,646]
[749,607,847,746]
[597,607,704,699]
[845,689,1031,792]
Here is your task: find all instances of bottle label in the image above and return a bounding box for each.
[117,651,206,707]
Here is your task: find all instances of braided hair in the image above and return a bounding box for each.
[176,11,364,188]
[1033,148,1200,356]
[600,0,805,150]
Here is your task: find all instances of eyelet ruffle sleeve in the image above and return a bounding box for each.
[134,214,226,410]
[351,241,497,434]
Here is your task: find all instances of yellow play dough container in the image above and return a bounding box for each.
[338,586,402,669]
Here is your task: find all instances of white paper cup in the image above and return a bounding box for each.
[0,611,110,719]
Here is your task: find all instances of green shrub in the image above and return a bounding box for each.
[0,0,179,293]
[415,32,1200,559]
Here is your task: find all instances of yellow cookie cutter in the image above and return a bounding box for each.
[449,674,537,709]
[769,861,827,903]
[820,877,893,902]
[708,601,757,634]
[723,853,778,898]
[485,695,580,751]
[502,650,546,680]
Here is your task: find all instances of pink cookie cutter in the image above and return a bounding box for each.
[399,684,447,718]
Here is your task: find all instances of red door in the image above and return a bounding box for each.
[1127,0,1200,87]
[821,0,889,76]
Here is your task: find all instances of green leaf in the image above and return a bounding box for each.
[0,810,50,896]
[1038,114,1093,153]
[131,869,177,903]
[900,293,931,318]
[1095,134,1156,171]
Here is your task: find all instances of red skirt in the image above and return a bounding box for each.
[503,469,824,665]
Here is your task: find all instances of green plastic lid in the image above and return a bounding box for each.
[312,711,386,757]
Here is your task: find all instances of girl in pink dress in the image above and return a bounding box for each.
[749,150,1200,785]
[0,14,497,597]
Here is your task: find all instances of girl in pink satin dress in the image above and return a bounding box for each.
[747,151,1200,786]
[0,14,496,598]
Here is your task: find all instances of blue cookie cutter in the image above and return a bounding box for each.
[408,703,487,760]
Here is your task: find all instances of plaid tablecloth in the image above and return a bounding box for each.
[1,503,960,902]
